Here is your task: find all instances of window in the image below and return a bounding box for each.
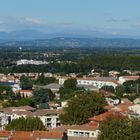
[47,118,51,122]
[74,132,79,136]
[85,132,89,137]
[79,132,84,137]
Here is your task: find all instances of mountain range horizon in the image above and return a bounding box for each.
[0,29,138,42]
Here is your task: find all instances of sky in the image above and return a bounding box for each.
[0,0,140,37]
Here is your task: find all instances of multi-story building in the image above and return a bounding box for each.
[31,109,62,129]
[0,106,62,130]
[59,77,119,89]
[67,124,99,140]
[17,59,49,65]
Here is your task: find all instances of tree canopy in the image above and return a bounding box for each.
[20,75,33,90]
[60,92,107,125]
[5,117,46,131]
[33,88,55,103]
[98,115,140,140]
[64,78,77,89]
[35,73,56,86]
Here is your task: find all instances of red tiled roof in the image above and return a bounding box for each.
[33,131,63,139]
[121,76,139,81]
[15,90,33,93]
[0,130,11,137]
[0,131,63,140]
[88,111,114,122]
[113,103,133,112]
[68,124,98,131]
[87,122,99,128]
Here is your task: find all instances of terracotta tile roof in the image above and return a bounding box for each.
[33,131,63,139]
[88,111,114,122]
[31,109,62,116]
[68,124,98,131]
[0,130,11,138]
[12,131,32,139]
[86,122,99,128]
[121,76,139,81]
[99,89,116,97]
[0,131,63,140]
[49,125,72,132]
[121,98,132,104]
[0,106,36,116]
[15,90,33,93]
[9,138,36,140]
[113,103,134,112]
[104,105,115,111]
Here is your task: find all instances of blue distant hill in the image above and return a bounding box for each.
[0,37,140,48]
[0,30,140,48]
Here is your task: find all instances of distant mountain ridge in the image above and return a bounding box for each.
[0,29,140,48]
[1,37,140,48]
[0,29,133,42]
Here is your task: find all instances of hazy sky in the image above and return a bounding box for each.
[0,0,140,36]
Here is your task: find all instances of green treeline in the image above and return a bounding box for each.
[0,55,139,74]
[82,55,140,71]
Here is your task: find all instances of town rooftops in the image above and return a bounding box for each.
[31,109,62,116]
[67,124,98,131]
[32,131,63,139]
[0,130,11,138]
[46,83,61,90]
[88,111,114,122]
[104,102,134,114]
[121,98,132,104]
[113,103,134,112]
[49,125,73,133]
[0,106,36,113]
[76,77,117,82]
[120,76,139,81]
[0,131,63,140]
[15,90,33,93]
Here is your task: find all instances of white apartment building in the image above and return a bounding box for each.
[31,109,62,129]
[17,59,49,65]
[118,76,140,84]
[67,125,99,140]
[59,77,119,89]
[0,106,62,130]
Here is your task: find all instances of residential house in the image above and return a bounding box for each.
[15,90,33,97]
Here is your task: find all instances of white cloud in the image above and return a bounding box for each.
[0,16,47,31]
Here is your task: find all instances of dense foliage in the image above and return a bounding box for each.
[59,79,84,100]
[20,75,33,90]
[64,78,77,89]
[60,92,107,125]
[5,117,46,131]
[2,97,36,108]
[98,115,140,140]
[33,88,55,103]
[35,73,56,85]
